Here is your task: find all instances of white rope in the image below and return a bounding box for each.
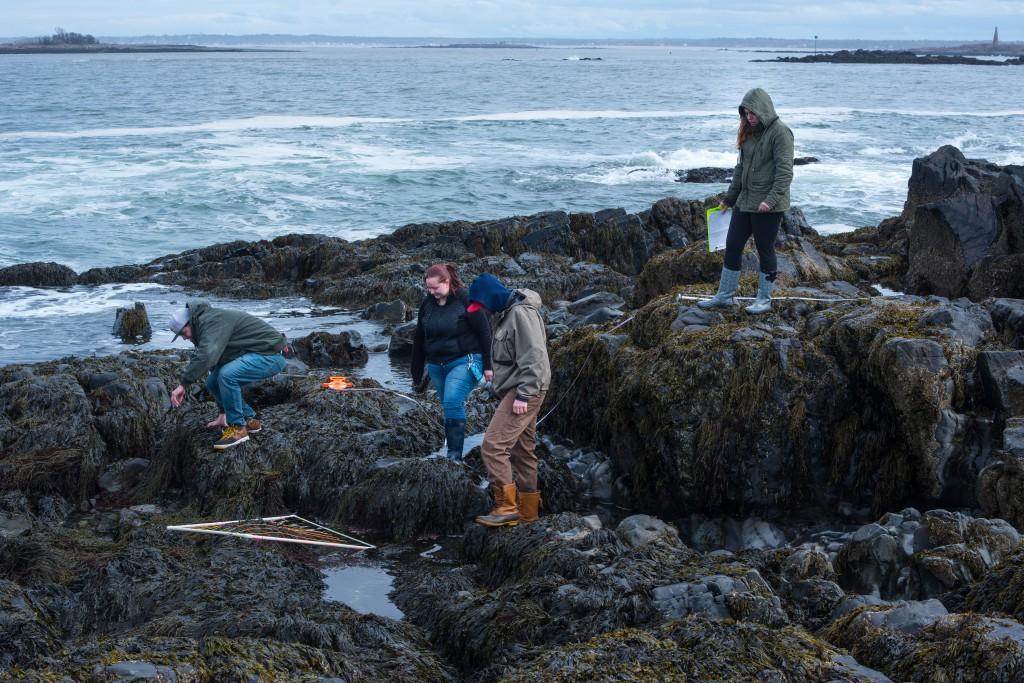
[676,294,872,303]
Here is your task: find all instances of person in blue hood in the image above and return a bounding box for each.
[467,273,551,527]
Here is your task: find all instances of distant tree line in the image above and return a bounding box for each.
[34,27,97,46]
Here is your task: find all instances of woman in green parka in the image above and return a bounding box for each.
[699,87,794,314]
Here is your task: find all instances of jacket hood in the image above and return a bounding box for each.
[468,273,515,312]
[739,88,779,128]
[513,289,543,310]
[187,301,211,321]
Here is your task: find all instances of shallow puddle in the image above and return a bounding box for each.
[322,565,404,620]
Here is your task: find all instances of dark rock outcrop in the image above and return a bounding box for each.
[288,330,369,368]
[0,261,77,287]
[765,49,1024,66]
[904,146,1024,299]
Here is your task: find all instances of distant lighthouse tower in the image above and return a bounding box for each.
[993,27,999,48]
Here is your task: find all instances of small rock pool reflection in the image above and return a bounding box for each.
[322,563,405,620]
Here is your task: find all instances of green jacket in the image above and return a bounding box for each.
[180,302,286,385]
[724,88,794,212]
[491,289,551,400]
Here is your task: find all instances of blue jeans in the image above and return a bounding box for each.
[206,352,286,426]
[426,354,481,421]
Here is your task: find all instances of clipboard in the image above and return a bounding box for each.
[706,207,731,253]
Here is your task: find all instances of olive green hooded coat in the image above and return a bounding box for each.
[724,88,794,212]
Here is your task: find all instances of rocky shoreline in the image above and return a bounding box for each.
[758,49,1024,65]
[2,144,1024,681]
[0,44,285,54]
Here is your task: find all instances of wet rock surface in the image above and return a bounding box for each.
[4,144,1024,682]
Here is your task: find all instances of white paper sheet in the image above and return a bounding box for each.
[706,207,732,253]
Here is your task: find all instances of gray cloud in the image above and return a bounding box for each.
[2,0,1021,39]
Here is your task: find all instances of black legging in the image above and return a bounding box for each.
[723,210,783,275]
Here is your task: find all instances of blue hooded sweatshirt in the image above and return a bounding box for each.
[468,273,515,312]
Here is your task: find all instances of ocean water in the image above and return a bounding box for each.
[1,45,1023,365]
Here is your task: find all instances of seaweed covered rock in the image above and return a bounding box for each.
[0,261,78,287]
[393,512,793,677]
[965,547,1024,619]
[288,329,369,368]
[142,376,447,528]
[73,200,698,308]
[112,302,153,343]
[632,241,723,306]
[824,603,1024,682]
[0,579,66,669]
[0,369,109,504]
[498,616,892,683]
[834,509,1019,600]
[2,528,456,682]
[544,293,992,520]
[337,458,490,542]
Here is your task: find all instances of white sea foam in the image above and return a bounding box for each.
[0,284,172,320]
[780,106,1024,119]
[450,109,720,122]
[949,131,983,150]
[4,106,1020,143]
[860,146,910,156]
[813,222,862,235]
[0,115,417,141]
[338,142,471,171]
[572,146,739,186]
[576,167,677,185]
[793,128,864,142]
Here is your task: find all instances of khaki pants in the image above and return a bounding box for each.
[481,390,546,490]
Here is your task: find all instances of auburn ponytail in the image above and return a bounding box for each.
[424,263,464,291]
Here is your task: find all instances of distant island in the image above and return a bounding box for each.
[410,42,541,49]
[0,27,287,54]
[758,49,1024,66]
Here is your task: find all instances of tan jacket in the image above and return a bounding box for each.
[491,289,551,400]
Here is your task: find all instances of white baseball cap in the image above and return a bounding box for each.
[168,307,190,341]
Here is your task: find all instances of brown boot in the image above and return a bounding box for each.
[213,425,249,450]
[476,483,519,527]
[518,490,541,522]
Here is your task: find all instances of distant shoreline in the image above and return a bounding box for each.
[757,49,1024,66]
[0,43,294,54]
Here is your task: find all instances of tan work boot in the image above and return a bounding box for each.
[476,483,519,527]
[245,418,262,433]
[213,425,249,450]
[518,490,541,523]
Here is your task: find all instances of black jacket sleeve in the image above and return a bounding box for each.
[467,307,492,371]
[411,301,427,384]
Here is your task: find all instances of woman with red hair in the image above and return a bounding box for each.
[411,263,492,461]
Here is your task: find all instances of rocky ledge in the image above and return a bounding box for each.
[759,49,1024,66]
[3,144,1024,682]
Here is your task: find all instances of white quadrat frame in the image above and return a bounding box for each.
[166,514,375,550]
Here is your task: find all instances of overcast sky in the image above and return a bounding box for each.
[3,0,1022,40]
